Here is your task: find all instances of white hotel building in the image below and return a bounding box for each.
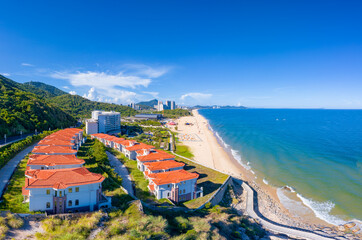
[86,111,121,135]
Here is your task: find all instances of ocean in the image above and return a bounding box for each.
[198,108,362,225]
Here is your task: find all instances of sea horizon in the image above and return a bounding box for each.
[198,108,362,225]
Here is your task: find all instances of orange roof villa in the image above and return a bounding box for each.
[148,169,202,202]
[24,167,110,214]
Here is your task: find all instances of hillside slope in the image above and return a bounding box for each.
[0,75,77,137]
[47,94,138,119]
[22,81,67,98]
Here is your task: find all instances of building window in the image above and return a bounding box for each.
[59,191,62,197]
[68,200,72,207]
[183,189,185,194]
[68,188,72,193]
[46,189,50,195]
[41,167,44,170]
[167,192,170,197]
[75,187,79,192]
[168,184,170,188]
[179,190,182,194]
[46,202,50,208]
[75,199,79,206]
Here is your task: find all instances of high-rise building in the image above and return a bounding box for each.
[86,111,121,134]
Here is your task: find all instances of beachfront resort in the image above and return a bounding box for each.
[91,133,203,202]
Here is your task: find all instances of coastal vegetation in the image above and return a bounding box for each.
[0,75,76,138]
[0,213,24,240]
[35,212,103,240]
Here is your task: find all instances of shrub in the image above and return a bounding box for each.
[6,213,24,229]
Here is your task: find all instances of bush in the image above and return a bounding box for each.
[6,213,24,229]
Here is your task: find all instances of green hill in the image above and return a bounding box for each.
[0,75,77,137]
[47,94,138,119]
[22,81,67,98]
[137,99,158,109]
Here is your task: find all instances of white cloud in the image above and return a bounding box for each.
[51,64,168,104]
[83,87,137,104]
[180,92,212,101]
[0,73,10,77]
[142,91,159,98]
[21,63,34,67]
[123,64,170,78]
[52,71,151,89]
[69,91,77,95]
[63,86,69,89]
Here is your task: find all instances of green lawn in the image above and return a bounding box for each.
[0,155,31,213]
[175,156,229,209]
[175,144,194,159]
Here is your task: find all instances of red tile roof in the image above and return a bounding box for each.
[125,142,154,152]
[25,167,104,189]
[120,140,137,147]
[148,184,155,191]
[22,186,29,196]
[148,169,199,185]
[38,139,75,147]
[32,146,77,154]
[144,160,184,171]
[137,150,175,162]
[27,154,85,166]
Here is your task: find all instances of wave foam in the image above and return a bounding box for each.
[296,193,346,225]
[263,178,269,185]
[231,149,251,170]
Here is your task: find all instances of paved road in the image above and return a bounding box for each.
[0,133,34,148]
[241,182,334,240]
[106,151,135,197]
[0,143,37,198]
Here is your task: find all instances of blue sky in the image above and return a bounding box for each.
[0,1,361,108]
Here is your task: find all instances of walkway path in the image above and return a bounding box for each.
[0,143,37,198]
[106,151,135,197]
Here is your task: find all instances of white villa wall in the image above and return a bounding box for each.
[153,178,197,200]
[28,163,84,170]
[28,182,101,212]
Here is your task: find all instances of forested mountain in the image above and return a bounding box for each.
[23,81,67,97]
[47,94,137,119]
[137,99,158,109]
[1,75,138,126]
[0,75,77,137]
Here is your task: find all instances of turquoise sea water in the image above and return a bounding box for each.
[199,109,362,224]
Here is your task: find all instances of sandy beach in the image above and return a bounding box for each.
[173,109,333,230]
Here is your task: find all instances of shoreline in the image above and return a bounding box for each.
[174,109,335,230]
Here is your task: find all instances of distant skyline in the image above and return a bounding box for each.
[1,1,361,109]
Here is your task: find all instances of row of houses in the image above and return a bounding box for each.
[22,128,111,214]
[91,133,203,203]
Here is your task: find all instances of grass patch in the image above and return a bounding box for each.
[174,156,228,209]
[175,144,194,159]
[0,155,30,213]
[35,211,103,240]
